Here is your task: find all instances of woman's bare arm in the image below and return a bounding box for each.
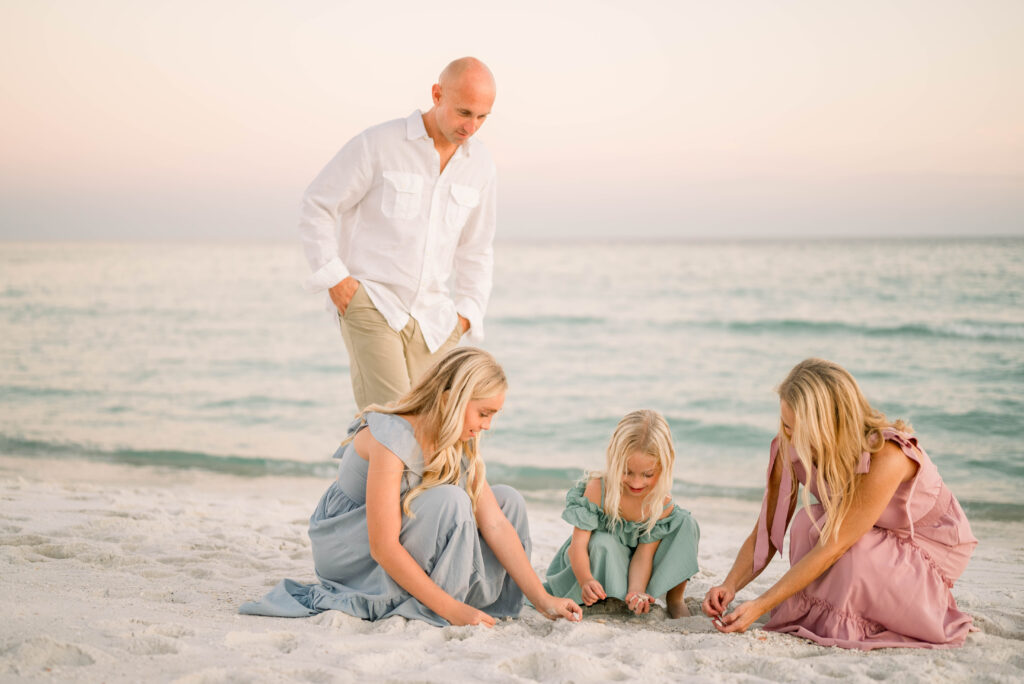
[703,448,795,617]
[362,431,495,627]
[474,481,582,621]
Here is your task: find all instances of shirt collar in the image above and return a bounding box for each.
[406,110,428,140]
[405,109,474,159]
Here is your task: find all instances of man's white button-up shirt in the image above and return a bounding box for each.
[299,110,497,352]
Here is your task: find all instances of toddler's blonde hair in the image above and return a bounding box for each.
[597,409,676,536]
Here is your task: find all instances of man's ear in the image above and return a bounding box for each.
[431,83,442,105]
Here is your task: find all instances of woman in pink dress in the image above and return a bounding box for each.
[702,358,977,649]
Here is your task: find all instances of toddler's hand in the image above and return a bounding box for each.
[625,591,654,615]
[580,579,606,606]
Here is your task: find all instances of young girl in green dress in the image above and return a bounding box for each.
[544,409,700,618]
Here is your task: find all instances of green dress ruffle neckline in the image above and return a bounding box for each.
[543,478,701,604]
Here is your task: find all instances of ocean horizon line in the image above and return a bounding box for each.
[2,234,1023,247]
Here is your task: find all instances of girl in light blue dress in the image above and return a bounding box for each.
[544,410,700,618]
[241,347,581,627]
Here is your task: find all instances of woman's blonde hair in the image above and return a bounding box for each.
[351,346,507,517]
[777,358,911,544]
[597,409,676,537]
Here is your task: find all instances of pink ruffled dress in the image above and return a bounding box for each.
[753,429,978,650]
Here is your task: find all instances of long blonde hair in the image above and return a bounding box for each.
[349,347,507,517]
[598,409,676,537]
[777,358,911,544]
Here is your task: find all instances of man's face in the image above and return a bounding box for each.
[432,76,495,146]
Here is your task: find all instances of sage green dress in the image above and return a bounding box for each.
[543,478,700,603]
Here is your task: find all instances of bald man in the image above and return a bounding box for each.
[298,58,498,410]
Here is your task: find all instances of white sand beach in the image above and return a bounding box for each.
[2,455,1022,683]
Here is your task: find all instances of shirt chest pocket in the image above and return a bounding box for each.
[445,183,481,230]
[381,171,424,220]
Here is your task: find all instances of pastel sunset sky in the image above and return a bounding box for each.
[2,0,1022,240]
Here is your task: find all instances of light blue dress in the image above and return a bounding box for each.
[543,478,700,604]
[239,412,529,626]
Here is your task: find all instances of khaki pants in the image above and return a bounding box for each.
[339,285,462,410]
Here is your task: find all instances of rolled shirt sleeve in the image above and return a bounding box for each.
[298,134,372,292]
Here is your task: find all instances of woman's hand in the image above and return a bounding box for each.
[625,590,655,615]
[702,583,736,620]
[534,594,583,622]
[580,579,606,606]
[444,602,497,628]
[713,599,766,634]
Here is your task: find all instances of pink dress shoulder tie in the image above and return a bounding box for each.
[879,429,924,540]
[753,437,794,574]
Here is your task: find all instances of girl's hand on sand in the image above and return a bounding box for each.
[713,599,764,634]
[580,579,606,606]
[625,591,654,615]
[702,584,735,619]
[536,595,583,622]
[445,602,496,628]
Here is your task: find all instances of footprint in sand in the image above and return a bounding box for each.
[223,631,298,654]
[126,636,180,656]
[1,636,97,674]
[497,650,632,681]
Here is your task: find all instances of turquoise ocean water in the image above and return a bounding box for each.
[1,239,1021,520]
